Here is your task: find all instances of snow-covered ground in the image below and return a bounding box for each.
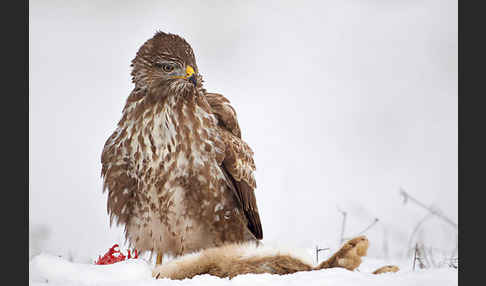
[30,253,457,286]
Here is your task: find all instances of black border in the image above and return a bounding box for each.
[2,0,28,284]
[459,0,481,284]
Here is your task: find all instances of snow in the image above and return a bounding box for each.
[29,254,151,285]
[29,253,457,286]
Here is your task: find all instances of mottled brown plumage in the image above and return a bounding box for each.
[101,31,262,259]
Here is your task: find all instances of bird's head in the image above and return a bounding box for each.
[130,31,201,96]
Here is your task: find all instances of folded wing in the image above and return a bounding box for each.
[204,92,263,239]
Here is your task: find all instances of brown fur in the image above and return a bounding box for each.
[372,265,400,274]
[153,236,388,280]
[316,236,369,270]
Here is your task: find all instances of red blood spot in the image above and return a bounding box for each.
[94,244,139,265]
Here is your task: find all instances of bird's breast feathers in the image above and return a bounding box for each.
[123,95,225,182]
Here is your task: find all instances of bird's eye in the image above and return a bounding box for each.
[162,64,175,72]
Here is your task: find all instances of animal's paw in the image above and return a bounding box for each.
[152,265,166,279]
[318,236,369,271]
[152,263,174,279]
[372,265,400,274]
[152,259,196,280]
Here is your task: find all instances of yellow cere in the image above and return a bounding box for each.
[171,65,195,80]
[185,65,195,79]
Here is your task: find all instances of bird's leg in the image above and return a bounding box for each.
[156,253,163,265]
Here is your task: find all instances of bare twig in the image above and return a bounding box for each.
[338,208,347,244]
[450,236,458,261]
[67,250,74,262]
[382,228,389,260]
[412,243,417,271]
[399,188,458,229]
[417,244,427,269]
[408,213,434,249]
[413,243,427,270]
[417,257,427,269]
[448,257,458,269]
[315,246,330,264]
[343,218,379,241]
[357,218,379,236]
[425,247,436,268]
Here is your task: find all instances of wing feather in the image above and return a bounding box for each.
[204,92,263,239]
[101,128,137,228]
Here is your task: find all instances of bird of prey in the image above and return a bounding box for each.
[101,31,262,265]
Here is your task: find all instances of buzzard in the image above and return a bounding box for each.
[101,31,262,264]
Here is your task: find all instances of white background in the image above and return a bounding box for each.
[30,0,457,263]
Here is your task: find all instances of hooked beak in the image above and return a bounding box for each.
[185,65,197,87]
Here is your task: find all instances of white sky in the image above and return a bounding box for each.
[29,0,457,262]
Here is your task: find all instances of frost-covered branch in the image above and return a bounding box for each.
[399,188,458,229]
[343,218,379,241]
[338,208,347,244]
